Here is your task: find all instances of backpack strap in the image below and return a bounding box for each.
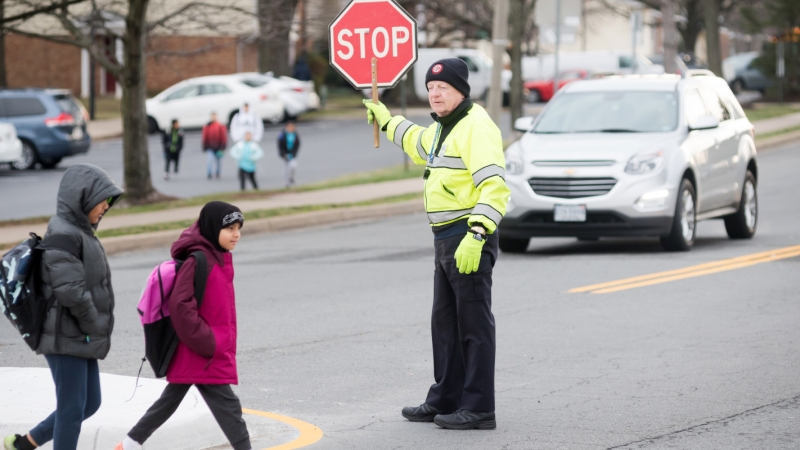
[189,251,208,307]
[40,234,82,260]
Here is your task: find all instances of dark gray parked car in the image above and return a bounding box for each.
[0,89,91,170]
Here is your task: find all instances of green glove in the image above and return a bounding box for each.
[454,232,485,274]
[362,99,392,128]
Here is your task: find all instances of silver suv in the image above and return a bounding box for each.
[501,74,758,252]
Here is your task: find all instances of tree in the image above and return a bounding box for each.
[661,0,679,73]
[3,0,253,204]
[703,0,721,75]
[257,0,298,75]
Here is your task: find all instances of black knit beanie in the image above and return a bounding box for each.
[425,58,470,97]
[198,201,244,252]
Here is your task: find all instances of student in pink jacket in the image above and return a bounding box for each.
[115,202,250,450]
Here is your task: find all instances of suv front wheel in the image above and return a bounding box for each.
[10,141,37,170]
[661,178,696,251]
[499,236,530,253]
[724,171,757,239]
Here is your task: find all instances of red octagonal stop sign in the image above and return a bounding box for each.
[329,0,418,89]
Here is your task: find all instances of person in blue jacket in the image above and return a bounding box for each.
[277,122,301,188]
[229,132,264,191]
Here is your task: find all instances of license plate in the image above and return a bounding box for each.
[72,127,83,140]
[554,204,586,222]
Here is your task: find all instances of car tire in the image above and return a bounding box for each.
[228,110,239,129]
[39,157,62,169]
[10,141,37,170]
[730,79,744,95]
[527,89,541,103]
[660,178,696,252]
[270,109,286,124]
[499,236,529,253]
[147,117,160,134]
[724,171,757,239]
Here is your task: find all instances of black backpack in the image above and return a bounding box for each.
[0,233,82,351]
[137,251,208,378]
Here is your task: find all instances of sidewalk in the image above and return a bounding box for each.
[0,368,295,450]
[0,178,424,249]
[87,118,124,141]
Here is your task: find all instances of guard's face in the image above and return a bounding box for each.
[427,81,464,117]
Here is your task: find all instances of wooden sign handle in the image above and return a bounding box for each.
[372,57,379,148]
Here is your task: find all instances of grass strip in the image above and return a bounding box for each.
[0,164,425,228]
[745,105,800,122]
[95,192,422,239]
[756,124,800,141]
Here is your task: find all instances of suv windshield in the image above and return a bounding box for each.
[534,91,679,134]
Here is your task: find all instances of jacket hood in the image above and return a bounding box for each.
[56,164,123,232]
[171,222,226,266]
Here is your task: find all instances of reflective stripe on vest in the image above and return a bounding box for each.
[429,150,468,170]
[472,164,505,187]
[471,203,503,226]
[394,120,414,148]
[415,133,427,160]
[427,208,473,224]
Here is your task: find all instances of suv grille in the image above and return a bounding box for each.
[528,177,617,199]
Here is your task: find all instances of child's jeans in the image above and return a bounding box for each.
[206,149,223,178]
[283,157,297,187]
[128,383,251,450]
[29,355,102,450]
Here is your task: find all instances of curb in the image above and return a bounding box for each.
[100,199,424,256]
[757,129,800,151]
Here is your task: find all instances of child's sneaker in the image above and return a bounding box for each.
[3,435,16,450]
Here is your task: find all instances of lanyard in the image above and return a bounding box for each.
[427,123,442,165]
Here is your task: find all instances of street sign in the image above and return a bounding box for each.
[329,0,418,89]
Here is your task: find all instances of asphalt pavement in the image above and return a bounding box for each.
[1,140,798,449]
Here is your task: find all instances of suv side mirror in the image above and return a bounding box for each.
[514,116,536,132]
[689,115,719,131]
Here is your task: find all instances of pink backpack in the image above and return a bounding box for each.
[136,251,207,377]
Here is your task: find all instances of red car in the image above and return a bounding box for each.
[523,70,589,103]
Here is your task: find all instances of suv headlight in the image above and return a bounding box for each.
[625,150,664,174]
[505,143,525,175]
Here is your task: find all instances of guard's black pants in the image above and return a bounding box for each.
[425,232,498,413]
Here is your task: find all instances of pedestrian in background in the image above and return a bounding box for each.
[3,164,123,450]
[115,202,251,450]
[230,131,263,191]
[277,121,300,188]
[202,112,228,180]
[363,58,509,430]
[162,119,184,180]
[229,103,263,144]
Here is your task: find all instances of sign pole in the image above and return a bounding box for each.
[372,57,380,148]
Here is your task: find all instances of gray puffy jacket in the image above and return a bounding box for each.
[36,164,123,360]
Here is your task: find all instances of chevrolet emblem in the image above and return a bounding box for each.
[564,168,576,176]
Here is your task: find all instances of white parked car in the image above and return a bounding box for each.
[146,76,285,133]
[233,73,319,119]
[502,74,758,252]
[0,122,23,165]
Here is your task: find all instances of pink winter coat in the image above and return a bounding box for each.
[166,223,238,385]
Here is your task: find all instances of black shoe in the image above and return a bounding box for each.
[401,403,446,422]
[434,410,496,430]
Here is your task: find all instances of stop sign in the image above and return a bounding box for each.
[329,0,418,89]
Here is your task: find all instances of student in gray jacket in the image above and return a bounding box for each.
[3,164,123,450]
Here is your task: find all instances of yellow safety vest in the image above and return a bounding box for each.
[386,102,510,234]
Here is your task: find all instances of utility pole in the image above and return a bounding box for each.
[553,0,561,96]
[487,0,509,125]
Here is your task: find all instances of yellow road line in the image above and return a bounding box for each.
[569,244,800,295]
[243,408,324,450]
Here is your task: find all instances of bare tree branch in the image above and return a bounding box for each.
[1,0,86,24]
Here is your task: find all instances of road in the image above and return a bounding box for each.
[1,141,798,449]
[0,107,528,221]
